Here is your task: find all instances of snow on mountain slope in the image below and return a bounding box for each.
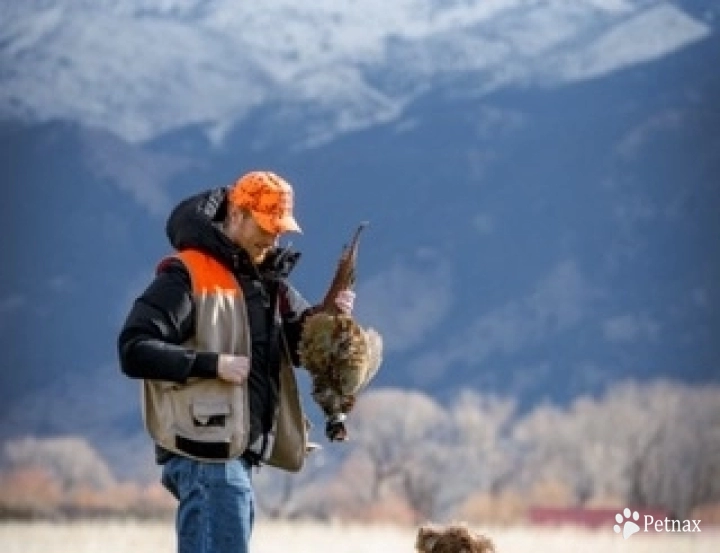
[0,1,710,145]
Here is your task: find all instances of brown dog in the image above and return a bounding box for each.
[416,523,496,553]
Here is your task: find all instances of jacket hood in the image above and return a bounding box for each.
[165,187,301,279]
[166,187,237,262]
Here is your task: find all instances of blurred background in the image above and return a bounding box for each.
[1,0,719,530]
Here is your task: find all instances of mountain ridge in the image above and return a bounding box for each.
[1,1,712,146]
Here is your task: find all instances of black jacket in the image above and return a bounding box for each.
[118,187,312,461]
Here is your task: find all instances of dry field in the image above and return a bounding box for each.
[0,519,717,553]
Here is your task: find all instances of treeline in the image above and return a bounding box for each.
[254,379,720,524]
[0,436,173,520]
[1,379,718,524]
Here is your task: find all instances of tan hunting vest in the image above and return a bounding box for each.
[141,249,308,471]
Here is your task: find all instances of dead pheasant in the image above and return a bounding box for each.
[299,222,383,441]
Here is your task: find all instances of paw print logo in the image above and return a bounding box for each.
[614,508,641,539]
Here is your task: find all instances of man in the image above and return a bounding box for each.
[118,171,354,553]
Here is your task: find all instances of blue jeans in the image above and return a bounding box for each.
[162,455,255,553]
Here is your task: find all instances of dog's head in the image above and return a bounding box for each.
[416,523,495,553]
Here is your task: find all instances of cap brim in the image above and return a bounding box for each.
[254,213,302,234]
[280,217,302,233]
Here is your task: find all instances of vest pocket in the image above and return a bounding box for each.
[192,400,230,427]
[171,396,233,441]
[145,378,250,461]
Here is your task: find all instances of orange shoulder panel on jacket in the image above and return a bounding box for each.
[174,249,238,294]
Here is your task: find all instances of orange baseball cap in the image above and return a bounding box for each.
[228,171,301,234]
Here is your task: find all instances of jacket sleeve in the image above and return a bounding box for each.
[117,259,218,382]
[278,281,316,367]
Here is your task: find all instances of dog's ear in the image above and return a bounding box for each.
[416,524,441,552]
[467,531,496,553]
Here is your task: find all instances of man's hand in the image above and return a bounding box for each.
[335,290,356,315]
[217,354,250,385]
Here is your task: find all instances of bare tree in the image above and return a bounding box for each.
[252,445,328,520]
[349,388,449,507]
[515,381,679,503]
[399,441,447,521]
[622,382,720,518]
[446,390,519,497]
[3,435,116,491]
[514,380,720,518]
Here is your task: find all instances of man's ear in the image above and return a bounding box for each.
[226,203,248,228]
[416,525,441,552]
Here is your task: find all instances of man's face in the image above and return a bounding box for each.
[227,208,280,264]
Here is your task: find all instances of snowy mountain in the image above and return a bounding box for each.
[1,1,713,147]
[1,1,719,477]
